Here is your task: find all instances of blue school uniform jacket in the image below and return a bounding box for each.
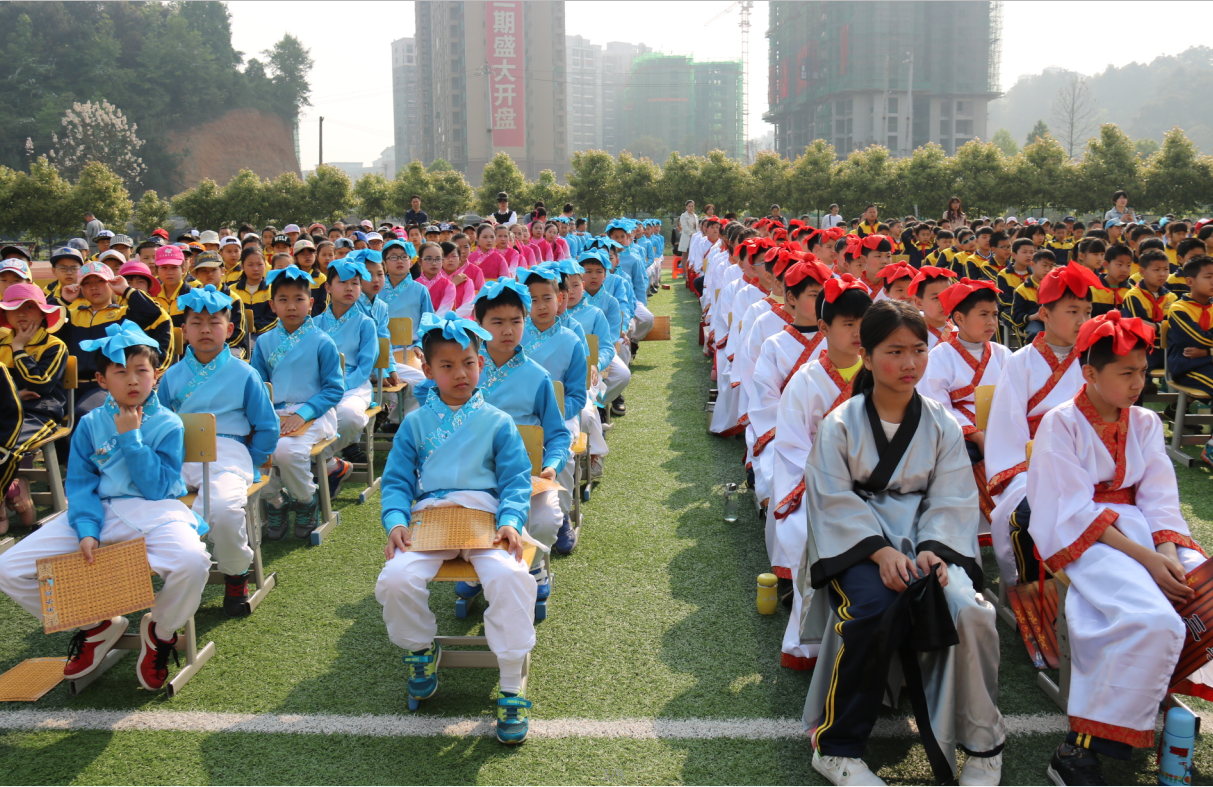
[157,346,280,469]
[380,390,532,533]
[523,319,588,417]
[356,294,391,341]
[316,305,379,391]
[605,272,636,325]
[65,394,193,541]
[251,318,345,422]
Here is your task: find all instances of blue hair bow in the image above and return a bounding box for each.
[347,248,383,266]
[177,284,233,314]
[266,266,312,285]
[381,239,415,258]
[328,258,372,282]
[79,320,160,366]
[577,250,606,268]
[517,265,559,285]
[597,237,622,251]
[475,277,532,312]
[417,311,492,349]
[552,258,585,275]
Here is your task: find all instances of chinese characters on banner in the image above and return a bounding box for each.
[487,1,525,148]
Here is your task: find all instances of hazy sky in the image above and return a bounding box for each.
[226,1,1208,171]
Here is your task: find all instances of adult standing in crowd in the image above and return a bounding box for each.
[493,192,518,226]
[1104,190,1136,223]
[767,204,788,228]
[83,212,105,254]
[678,200,697,261]
[820,203,844,229]
[943,196,966,228]
[403,195,428,227]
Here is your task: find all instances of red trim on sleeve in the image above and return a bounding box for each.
[1153,530,1208,558]
[987,461,1027,498]
[781,653,817,671]
[752,428,777,457]
[1044,508,1119,573]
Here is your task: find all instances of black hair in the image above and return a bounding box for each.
[1198,225,1213,243]
[270,273,312,299]
[975,226,994,238]
[1130,225,1155,242]
[815,286,873,324]
[1138,248,1170,270]
[956,229,974,243]
[1033,249,1057,265]
[1083,333,1146,371]
[439,240,459,259]
[1012,237,1035,255]
[935,229,955,242]
[852,299,927,393]
[950,288,999,317]
[562,203,574,213]
[989,230,1009,247]
[421,329,481,361]
[1042,285,1093,309]
[575,218,587,229]
[135,240,158,254]
[1085,229,1109,241]
[240,246,265,264]
[1178,238,1205,259]
[95,344,161,376]
[1112,190,1128,202]
[473,286,528,322]
[1138,237,1166,253]
[579,255,606,270]
[786,272,823,301]
[859,236,894,256]
[1072,221,1086,231]
[1168,222,1190,235]
[523,274,560,295]
[1182,254,1213,279]
[182,304,232,320]
[1076,237,1107,256]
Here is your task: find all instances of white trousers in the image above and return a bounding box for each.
[389,362,426,423]
[267,406,338,503]
[602,355,631,404]
[616,338,632,367]
[183,437,253,576]
[0,510,210,635]
[581,398,608,457]
[331,382,374,455]
[375,545,536,692]
[528,489,562,568]
[628,304,654,343]
[556,415,580,515]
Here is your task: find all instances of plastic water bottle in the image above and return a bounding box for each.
[723,482,739,523]
[757,573,778,615]
[1159,704,1195,785]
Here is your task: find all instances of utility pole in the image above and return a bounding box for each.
[319,116,324,165]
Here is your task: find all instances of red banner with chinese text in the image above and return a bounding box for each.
[487,1,525,148]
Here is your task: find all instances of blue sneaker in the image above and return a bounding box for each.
[403,641,441,710]
[553,515,577,555]
[530,567,552,601]
[1203,441,1213,469]
[496,691,532,744]
[454,581,482,600]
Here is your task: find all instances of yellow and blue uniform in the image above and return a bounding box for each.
[1166,296,1213,394]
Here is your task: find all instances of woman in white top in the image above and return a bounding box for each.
[820,204,844,230]
[678,201,697,255]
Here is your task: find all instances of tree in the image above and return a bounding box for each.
[46,100,146,188]
[132,190,173,239]
[832,145,898,218]
[567,151,616,228]
[1007,135,1072,216]
[171,178,226,231]
[353,173,392,225]
[1071,124,1142,215]
[1051,77,1099,158]
[786,140,836,217]
[389,161,432,218]
[475,153,526,215]
[263,34,314,123]
[262,172,307,225]
[612,153,662,217]
[894,143,950,219]
[72,160,132,231]
[219,169,267,228]
[992,128,1020,157]
[1027,120,1050,147]
[10,157,76,247]
[948,140,1008,217]
[658,152,705,215]
[427,158,455,173]
[1135,138,1161,157]
[1141,127,1213,215]
[521,170,571,215]
[698,150,749,215]
[425,169,474,220]
[305,164,352,224]
[745,151,790,217]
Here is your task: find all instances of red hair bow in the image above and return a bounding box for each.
[1076,310,1155,355]
[704,216,724,226]
[824,273,870,302]
[1038,262,1107,305]
[784,259,834,289]
[772,228,789,242]
[938,278,999,316]
[822,227,848,242]
[789,219,805,230]
[877,262,917,284]
[906,265,958,298]
[844,233,889,257]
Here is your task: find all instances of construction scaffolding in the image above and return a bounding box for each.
[621,53,745,160]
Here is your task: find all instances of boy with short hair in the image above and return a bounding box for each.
[561,259,615,476]
[377,240,435,418]
[577,250,630,413]
[1092,243,1133,316]
[1011,249,1058,340]
[251,267,345,541]
[0,324,211,689]
[1166,254,1213,465]
[189,252,249,355]
[46,247,85,308]
[605,219,654,345]
[1029,311,1212,785]
[1121,248,1174,372]
[1167,237,1207,296]
[986,263,1101,586]
[374,312,536,744]
[158,286,279,616]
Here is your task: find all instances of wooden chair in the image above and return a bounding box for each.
[551,380,586,536]
[373,317,416,452]
[177,413,277,615]
[973,383,1025,630]
[17,356,78,528]
[172,327,184,363]
[351,337,392,504]
[1161,319,1213,467]
[261,382,340,546]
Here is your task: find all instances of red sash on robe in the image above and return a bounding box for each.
[773,356,852,520]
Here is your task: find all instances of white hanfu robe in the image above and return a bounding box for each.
[769,355,854,669]
[985,334,1083,582]
[926,322,953,351]
[1028,393,1213,747]
[737,304,794,458]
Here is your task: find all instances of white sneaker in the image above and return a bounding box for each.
[959,752,1002,786]
[589,456,605,479]
[812,750,886,786]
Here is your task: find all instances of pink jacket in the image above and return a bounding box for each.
[416,273,455,313]
[469,249,509,280]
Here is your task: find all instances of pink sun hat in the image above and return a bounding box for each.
[118,261,162,297]
[0,283,64,332]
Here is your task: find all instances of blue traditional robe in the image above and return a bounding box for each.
[251,318,345,422]
[316,305,379,391]
[522,319,588,418]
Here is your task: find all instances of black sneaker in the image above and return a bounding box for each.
[293,493,320,540]
[328,458,353,498]
[380,422,401,435]
[342,443,368,464]
[223,572,251,617]
[1047,743,1108,786]
[630,340,640,357]
[611,396,626,417]
[265,498,290,542]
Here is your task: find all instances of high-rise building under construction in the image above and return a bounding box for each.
[621,54,744,161]
[765,1,1002,159]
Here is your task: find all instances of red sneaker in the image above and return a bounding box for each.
[64,616,128,679]
[136,614,178,691]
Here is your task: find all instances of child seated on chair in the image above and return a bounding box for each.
[908,265,957,349]
[159,285,279,616]
[1027,311,1213,786]
[1011,249,1058,341]
[315,256,379,496]
[577,250,630,422]
[986,262,1100,588]
[374,311,536,744]
[770,275,870,672]
[251,267,344,542]
[0,323,211,690]
[231,247,276,337]
[377,240,435,420]
[1121,249,1174,373]
[802,299,1005,787]
[0,284,68,532]
[1165,254,1213,465]
[184,252,249,357]
[518,265,588,555]
[561,259,615,478]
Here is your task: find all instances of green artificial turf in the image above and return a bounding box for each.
[1,280,1213,784]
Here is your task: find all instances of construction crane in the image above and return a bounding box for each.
[705,0,754,161]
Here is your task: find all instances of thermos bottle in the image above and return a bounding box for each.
[1159,704,1195,786]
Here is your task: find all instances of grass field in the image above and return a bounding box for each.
[1,279,1213,784]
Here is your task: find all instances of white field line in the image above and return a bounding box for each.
[0,709,1173,740]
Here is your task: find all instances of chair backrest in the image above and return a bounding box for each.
[974,385,996,431]
[179,413,217,464]
[172,327,183,360]
[1025,440,1034,466]
[587,334,599,367]
[63,355,78,390]
[339,352,345,374]
[265,382,274,404]
[389,316,413,346]
[553,380,565,418]
[375,337,393,370]
[516,424,544,476]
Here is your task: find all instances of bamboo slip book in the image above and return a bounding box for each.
[37,538,155,635]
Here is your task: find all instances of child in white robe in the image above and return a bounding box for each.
[1028,311,1213,785]
[708,231,763,436]
[770,276,870,670]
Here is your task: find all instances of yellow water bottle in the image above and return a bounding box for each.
[757,572,778,615]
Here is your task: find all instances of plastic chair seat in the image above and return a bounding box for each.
[571,433,588,456]
[30,426,71,451]
[381,383,406,394]
[365,405,383,419]
[310,437,337,457]
[434,544,538,582]
[179,493,198,508]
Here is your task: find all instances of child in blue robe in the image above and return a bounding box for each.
[374,312,536,744]
[251,268,344,540]
[376,240,435,419]
[606,219,655,343]
[158,286,279,615]
[577,251,631,411]
[0,323,210,690]
[563,259,618,476]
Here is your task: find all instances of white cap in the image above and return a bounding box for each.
[99,249,127,264]
[365,232,383,242]
[0,259,32,280]
[219,235,241,248]
[198,230,220,244]
[283,224,301,233]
